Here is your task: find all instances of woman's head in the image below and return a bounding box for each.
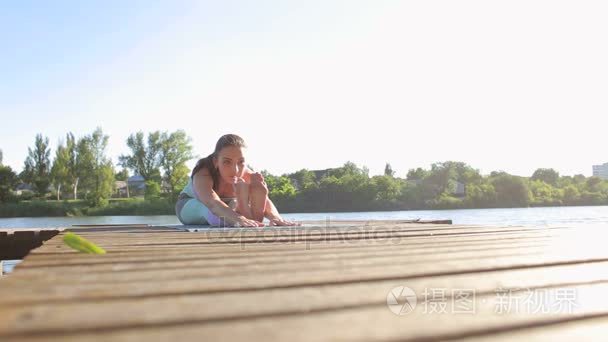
[212,134,247,183]
[191,134,247,189]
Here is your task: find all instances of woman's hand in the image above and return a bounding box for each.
[232,215,265,228]
[268,217,300,226]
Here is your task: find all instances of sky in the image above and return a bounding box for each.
[1,0,607,178]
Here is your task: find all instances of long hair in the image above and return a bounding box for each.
[191,134,247,191]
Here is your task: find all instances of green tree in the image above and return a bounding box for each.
[144,180,161,200]
[159,130,194,197]
[75,134,95,195]
[78,128,115,206]
[384,163,395,177]
[115,168,129,181]
[425,162,458,196]
[529,179,561,205]
[22,134,51,197]
[563,185,581,205]
[406,167,428,180]
[0,149,3,165]
[586,176,603,192]
[50,142,71,200]
[464,182,497,207]
[0,165,18,203]
[288,169,317,191]
[491,174,531,207]
[531,168,560,186]
[119,131,163,182]
[372,175,401,202]
[88,163,115,206]
[64,133,80,199]
[328,161,368,178]
[264,173,297,199]
[572,174,586,185]
[426,161,481,193]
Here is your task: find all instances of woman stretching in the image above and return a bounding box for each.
[175,134,297,227]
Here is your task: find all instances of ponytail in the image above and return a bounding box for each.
[191,153,220,191]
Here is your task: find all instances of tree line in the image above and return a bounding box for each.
[0,128,194,206]
[2,135,608,212]
[262,161,608,212]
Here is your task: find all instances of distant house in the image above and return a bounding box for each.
[161,179,172,193]
[406,179,423,186]
[127,173,146,196]
[453,181,466,197]
[114,181,129,197]
[14,183,33,192]
[13,183,34,196]
[312,169,332,180]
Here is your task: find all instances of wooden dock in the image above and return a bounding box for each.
[0,228,62,260]
[1,221,608,340]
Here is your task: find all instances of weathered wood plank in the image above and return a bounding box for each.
[0,260,606,337]
[20,229,579,269]
[5,243,556,286]
[2,245,607,305]
[0,229,61,259]
[2,281,607,341]
[1,221,606,341]
[31,226,570,251]
[10,239,554,277]
[456,315,608,341]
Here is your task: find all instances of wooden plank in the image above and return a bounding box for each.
[32,226,571,250]
[16,230,569,267]
[4,243,557,286]
[1,221,605,340]
[11,238,555,276]
[2,282,607,341]
[2,244,607,305]
[456,315,608,341]
[0,229,61,260]
[0,260,606,337]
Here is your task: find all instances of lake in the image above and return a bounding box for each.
[2,206,608,229]
[3,206,608,274]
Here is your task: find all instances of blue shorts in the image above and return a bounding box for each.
[175,194,236,226]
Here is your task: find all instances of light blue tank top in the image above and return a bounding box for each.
[181,178,197,198]
[180,177,235,203]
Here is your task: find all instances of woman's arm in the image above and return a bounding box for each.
[264,197,300,226]
[263,198,281,221]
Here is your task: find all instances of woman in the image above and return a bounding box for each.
[175,134,298,227]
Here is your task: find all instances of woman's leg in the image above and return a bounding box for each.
[249,178,268,222]
[176,198,224,226]
[234,181,252,218]
[233,178,268,222]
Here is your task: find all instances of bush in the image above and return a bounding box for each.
[86,191,109,207]
[144,180,161,200]
[87,198,173,216]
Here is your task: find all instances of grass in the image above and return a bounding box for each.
[0,198,173,217]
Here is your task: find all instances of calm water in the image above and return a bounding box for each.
[2,206,608,229]
[3,206,608,274]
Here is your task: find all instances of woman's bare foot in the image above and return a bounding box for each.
[249,173,268,222]
[233,178,252,218]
